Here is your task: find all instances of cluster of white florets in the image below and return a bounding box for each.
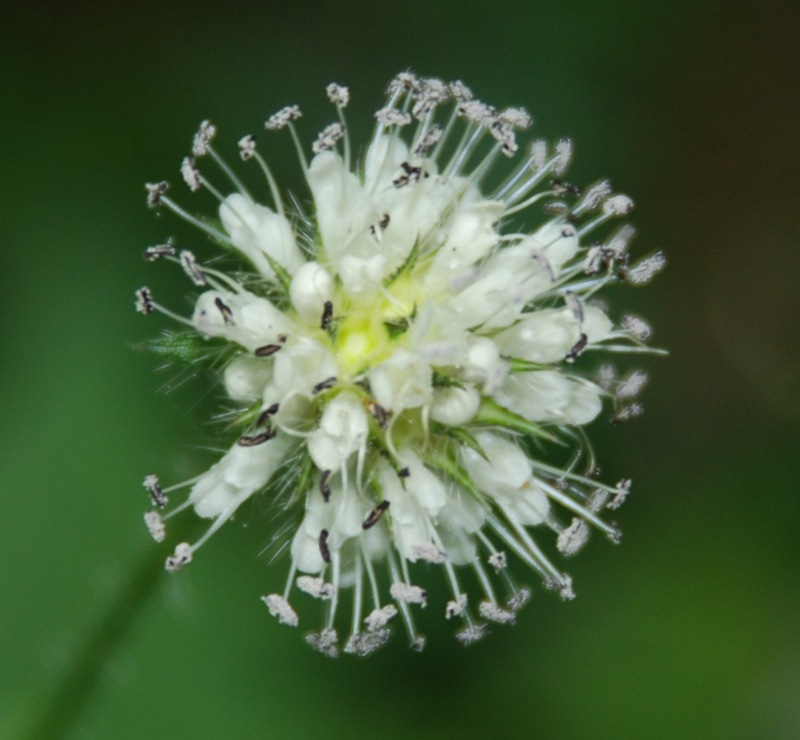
[136,72,664,656]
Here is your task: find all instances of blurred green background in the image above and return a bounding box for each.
[1,0,799,738]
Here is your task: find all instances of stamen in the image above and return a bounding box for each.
[556,517,590,556]
[320,300,333,330]
[389,582,427,606]
[180,157,202,192]
[261,593,299,626]
[257,403,280,425]
[165,542,193,573]
[362,500,389,529]
[446,594,468,619]
[238,135,256,160]
[135,287,154,314]
[296,575,334,600]
[617,370,648,399]
[237,429,276,446]
[478,601,515,624]
[412,543,447,563]
[607,479,631,510]
[305,628,339,658]
[364,604,397,630]
[214,297,234,324]
[143,473,168,508]
[626,252,667,285]
[143,238,176,261]
[179,250,207,286]
[455,624,489,645]
[319,529,331,564]
[413,124,442,156]
[265,105,302,131]
[145,181,170,208]
[611,404,644,424]
[192,120,217,157]
[312,122,345,155]
[312,376,337,395]
[621,314,652,342]
[319,470,332,502]
[326,83,350,107]
[254,344,282,357]
[366,400,389,429]
[144,510,166,542]
[565,333,588,362]
[374,107,412,127]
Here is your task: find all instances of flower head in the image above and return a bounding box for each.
[136,73,664,656]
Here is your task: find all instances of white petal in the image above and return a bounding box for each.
[495,371,603,425]
[289,261,334,325]
[369,351,432,412]
[429,385,480,426]
[307,392,369,471]
[460,432,531,490]
[223,356,273,401]
[220,194,304,277]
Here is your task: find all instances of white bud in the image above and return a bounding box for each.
[289,261,333,324]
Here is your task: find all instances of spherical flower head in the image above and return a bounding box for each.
[136,73,665,656]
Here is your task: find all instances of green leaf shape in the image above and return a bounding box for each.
[421,447,488,507]
[431,370,465,389]
[383,305,417,340]
[429,421,488,461]
[136,330,231,366]
[474,397,560,443]
[506,357,556,373]
[383,238,420,287]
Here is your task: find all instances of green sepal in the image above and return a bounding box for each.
[384,239,420,287]
[136,330,231,366]
[384,305,417,340]
[474,397,560,443]
[260,252,293,296]
[422,448,488,507]
[429,421,488,461]
[506,357,556,373]
[431,370,465,389]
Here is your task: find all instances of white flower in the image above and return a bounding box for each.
[136,74,665,656]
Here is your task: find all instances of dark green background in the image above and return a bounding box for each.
[2,1,799,738]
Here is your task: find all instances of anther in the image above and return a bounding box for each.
[180,157,201,192]
[143,473,168,508]
[254,344,282,357]
[265,105,302,131]
[626,252,667,285]
[398,467,410,478]
[566,334,588,363]
[144,510,166,542]
[565,291,585,322]
[318,529,331,564]
[366,400,389,429]
[143,238,176,261]
[296,575,334,600]
[261,594,299,627]
[374,107,412,127]
[312,376,337,395]
[550,179,582,196]
[165,542,193,573]
[312,122,345,155]
[257,403,280,426]
[320,470,332,502]
[413,125,442,156]
[145,181,170,208]
[214,297,234,324]
[556,518,590,556]
[237,428,276,446]
[389,582,427,606]
[325,83,350,107]
[488,551,507,570]
[135,287,154,314]
[320,300,333,330]
[238,134,256,160]
[192,120,217,157]
[393,162,423,187]
[611,404,644,424]
[362,500,390,530]
[179,250,206,286]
